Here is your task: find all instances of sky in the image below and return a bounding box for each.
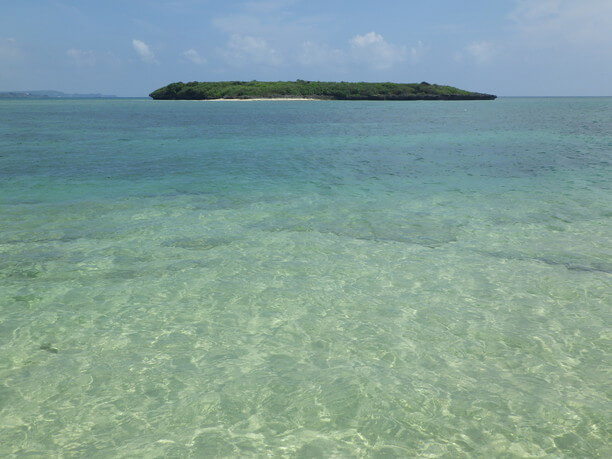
[1,0,611,97]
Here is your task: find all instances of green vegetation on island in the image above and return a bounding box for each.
[149,80,496,100]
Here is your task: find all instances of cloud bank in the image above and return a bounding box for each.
[349,32,407,70]
[297,33,422,71]
[182,49,206,65]
[298,41,346,68]
[67,48,96,66]
[132,39,157,64]
[510,0,612,51]
[455,41,497,63]
[220,34,281,66]
[0,38,22,62]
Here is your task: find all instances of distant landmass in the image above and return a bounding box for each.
[0,90,117,99]
[149,80,496,100]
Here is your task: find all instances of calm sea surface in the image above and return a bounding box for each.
[0,98,610,456]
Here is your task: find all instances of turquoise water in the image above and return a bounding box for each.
[0,98,610,456]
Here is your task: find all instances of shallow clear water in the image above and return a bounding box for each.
[0,98,610,456]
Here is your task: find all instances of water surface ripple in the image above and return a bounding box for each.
[0,98,610,456]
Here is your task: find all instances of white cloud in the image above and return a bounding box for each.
[409,40,427,63]
[213,0,310,38]
[509,0,612,50]
[212,2,326,66]
[67,48,96,66]
[132,39,158,64]
[219,34,281,66]
[243,0,297,13]
[298,41,346,67]
[182,49,206,65]
[455,41,497,63]
[349,32,407,70]
[212,11,310,42]
[0,38,22,61]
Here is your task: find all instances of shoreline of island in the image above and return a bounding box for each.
[179,97,321,101]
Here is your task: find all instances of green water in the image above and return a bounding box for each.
[0,98,610,456]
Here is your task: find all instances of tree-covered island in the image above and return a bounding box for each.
[149,80,496,100]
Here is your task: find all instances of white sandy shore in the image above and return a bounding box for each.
[199,97,320,101]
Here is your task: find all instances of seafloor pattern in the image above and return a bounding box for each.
[0,98,610,456]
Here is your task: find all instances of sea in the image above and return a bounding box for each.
[0,97,610,457]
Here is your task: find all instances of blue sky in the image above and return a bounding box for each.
[1,0,611,96]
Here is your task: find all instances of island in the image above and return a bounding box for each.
[149,80,496,101]
[0,90,117,99]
